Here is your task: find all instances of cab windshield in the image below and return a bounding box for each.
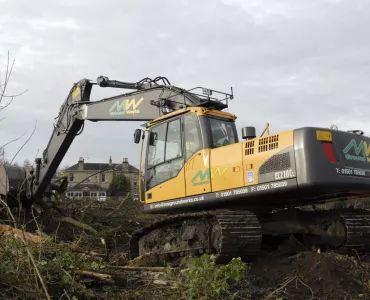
[208,117,237,148]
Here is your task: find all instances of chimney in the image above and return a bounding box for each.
[78,157,84,171]
[122,157,128,172]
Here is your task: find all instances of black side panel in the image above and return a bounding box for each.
[294,127,370,195]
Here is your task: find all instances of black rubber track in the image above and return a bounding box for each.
[129,210,262,263]
[215,211,262,262]
[339,209,370,253]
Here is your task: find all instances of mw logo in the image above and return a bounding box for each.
[343,139,370,162]
[191,166,230,186]
[109,97,144,116]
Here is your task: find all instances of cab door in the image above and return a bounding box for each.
[145,117,186,203]
[183,113,211,196]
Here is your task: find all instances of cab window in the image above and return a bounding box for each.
[146,118,183,189]
[147,122,166,168]
[208,117,236,148]
[184,113,202,160]
[166,119,182,161]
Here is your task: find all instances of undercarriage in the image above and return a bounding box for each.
[129,206,370,265]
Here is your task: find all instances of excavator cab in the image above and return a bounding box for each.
[135,107,238,205]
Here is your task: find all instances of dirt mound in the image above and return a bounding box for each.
[243,251,370,300]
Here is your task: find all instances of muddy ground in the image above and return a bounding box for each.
[245,250,370,299]
[2,197,370,299]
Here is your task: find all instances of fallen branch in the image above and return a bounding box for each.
[74,270,114,284]
[53,216,98,235]
[109,266,170,272]
[264,276,298,300]
[80,198,99,221]
[49,200,69,217]
[105,193,130,217]
[0,224,45,244]
[68,244,106,257]
[73,268,176,289]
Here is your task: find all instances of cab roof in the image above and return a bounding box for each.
[146,107,237,128]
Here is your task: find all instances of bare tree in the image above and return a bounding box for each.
[0,51,30,166]
[0,52,15,115]
[0,51,35,215]
[0,51,27,115]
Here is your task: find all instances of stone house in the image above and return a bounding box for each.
[63,157,140,200]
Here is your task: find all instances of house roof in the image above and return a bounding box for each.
[64,162,139,173]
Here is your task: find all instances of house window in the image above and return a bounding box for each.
[69,173,74,182]
[99,192,106,197]
[101,173,105,183]
[134,182,137,188]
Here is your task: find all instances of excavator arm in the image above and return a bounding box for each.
[19,76,232,206]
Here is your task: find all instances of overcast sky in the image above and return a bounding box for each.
[1,0,370,170]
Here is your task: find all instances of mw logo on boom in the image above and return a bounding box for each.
[109,97,144,116]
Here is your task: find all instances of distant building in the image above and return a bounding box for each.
[62,157,141,200]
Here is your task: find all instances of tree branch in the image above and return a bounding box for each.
[0,131,27,149]
[10,120,37,165]
[0,51,15,105]
[53,216,98,236]
[105,193,129,217]
[1,89,28,98]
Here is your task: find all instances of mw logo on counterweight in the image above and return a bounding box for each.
[343,139,370,162]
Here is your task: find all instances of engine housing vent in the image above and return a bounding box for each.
[245,140,255,155]
[259,152,291,174]
[258,135,279,152]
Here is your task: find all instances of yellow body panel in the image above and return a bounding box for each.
[145,168,186,203]
[209,143,244,191]
[242,130,294,185]
[184,149,212,196]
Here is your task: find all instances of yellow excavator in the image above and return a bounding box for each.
[1,75,370,263]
